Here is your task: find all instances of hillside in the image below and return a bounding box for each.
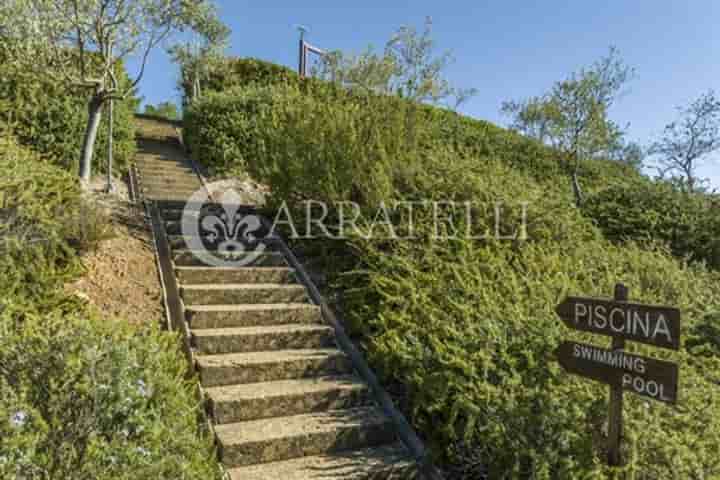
[0,122,221,479]
[182,57,720,479]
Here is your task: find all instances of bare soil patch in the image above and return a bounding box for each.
[67,191,163,326]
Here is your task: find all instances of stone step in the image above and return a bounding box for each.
[141,179,202,190]
[143,193,201,202]
[186,303,323,329]
[182,283,307,305]
[216,407,396,467]
[142,186,200,197]
[138,174,198,183]
[176,266,294,284]
[168,235,279,253]
[136,159,194,168]
[136,163,196,171]
[227,444,416,480]
[206,375,370,424]
[137,165,196,173]
[140,176,197,184]
[161,205,258,222]
[164,220,272,237]
[173,250,286,267]
[197,348,352,387]
[138,173,197,182]
[192,324,335,355]
[155,199,207,210]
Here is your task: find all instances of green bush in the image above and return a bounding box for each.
[185,83,435,206]
[188,57,639,190]
[582,178,720,269]
[0,137,111,267]
[0,309,222,480]
[183,65,720,478]
[0,45,138,174]
[181,56,300,104]
[337,160,720,478]
[0,140,221,479]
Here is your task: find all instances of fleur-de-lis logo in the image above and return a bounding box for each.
[181,185,266,267]
[200,190,262,253]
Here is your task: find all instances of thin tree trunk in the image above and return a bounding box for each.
[566,151,584,207]
[79,94,104,184]
[686,172,695,193]
[572,156,583,207]
[571,169,583,206]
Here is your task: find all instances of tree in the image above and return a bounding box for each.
[0,0,225,185]
[312,17,477,108]
[169,12,229,107]
[143,101,180,120]
[649,90,720,192]
[607,139,645,171]
[502,47,633,205]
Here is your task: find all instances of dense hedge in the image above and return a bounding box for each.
[186,58,638,192]
[0,139,221,479]
[0,45,138,175]
[184,75,720,478]
[583,178,720,269]
[181,56,300,104]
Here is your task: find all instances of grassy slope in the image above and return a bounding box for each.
[183,60,720,479]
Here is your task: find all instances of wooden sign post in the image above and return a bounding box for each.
[607,284,627,466]
[555,283,680,467]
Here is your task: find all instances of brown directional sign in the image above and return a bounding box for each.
[556,296,681,350]
[555,341,679,404]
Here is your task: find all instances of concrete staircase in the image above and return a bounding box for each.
[134,131,418,479]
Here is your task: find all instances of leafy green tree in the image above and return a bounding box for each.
[0,0,226,185]
[607,139,644,170]
[649,90,720,192]
[143,101,179,120]
[312,17,477,108]
[169,12,230,107]
[502,48,633,204]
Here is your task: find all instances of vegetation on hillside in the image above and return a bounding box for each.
[648,90,720,192]
[0,0,226,183]
[142,101,180,121]
[502,47,637,205]
[0,138,222,479]
[184,58,720,478]
[0,44,138,175]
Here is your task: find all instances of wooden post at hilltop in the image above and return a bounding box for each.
[607,283,628,466]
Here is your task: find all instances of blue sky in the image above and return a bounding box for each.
[130,0,720,187]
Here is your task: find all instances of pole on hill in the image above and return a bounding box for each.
[297,25,308,77]
[105,41,115,194]
[607,282,628,466]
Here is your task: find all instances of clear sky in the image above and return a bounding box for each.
[129,0,720,187]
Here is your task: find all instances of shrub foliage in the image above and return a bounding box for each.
[0,139,221,479]
[184,58,720,478]
[0,44,138,174]
[583,178,720,269]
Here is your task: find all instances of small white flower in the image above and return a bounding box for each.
[137,379,148,397]
[10,411,27,428]
[136,447,150,457]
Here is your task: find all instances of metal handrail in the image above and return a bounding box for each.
[260,216,445,480]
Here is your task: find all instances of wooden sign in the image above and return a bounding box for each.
[556,296,681,350]
[555,284,681,467]
[555,341,678,404]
